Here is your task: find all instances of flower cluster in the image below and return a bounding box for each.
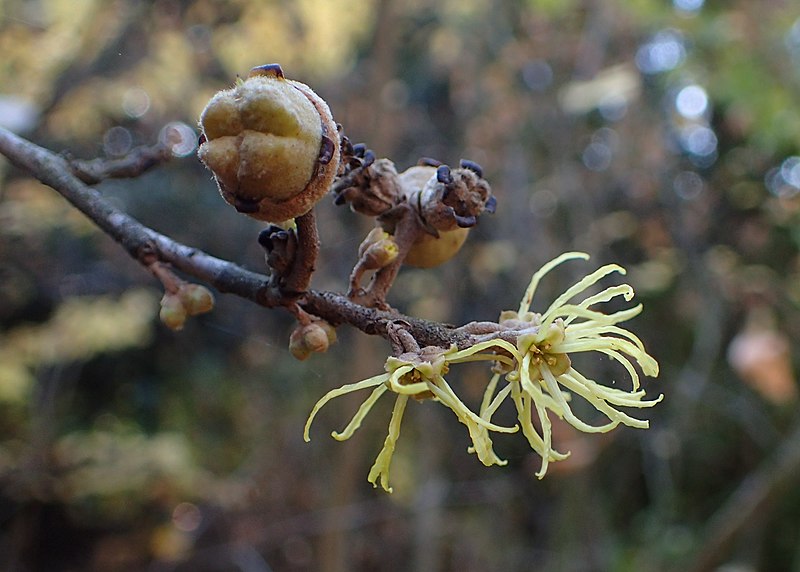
[304,252,661,490]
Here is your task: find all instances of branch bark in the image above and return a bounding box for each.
[0,127,471,349]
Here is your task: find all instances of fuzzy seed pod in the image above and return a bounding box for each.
[198,64,340,223]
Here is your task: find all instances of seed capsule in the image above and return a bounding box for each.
[198,64,340,223]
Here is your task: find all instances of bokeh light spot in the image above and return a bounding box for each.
[680,124,717,157]
[785,17,800,58]
[582,142,613,172]
[522,60,553,92]
[673,171,704,200]
[103,126,133,157]
[766,157,800,198]
[675,85,709,119]
[636,30,687,74]
[599,96,628,121]
[122,88,150,119]
[780,156,800,188]
[159,122,197,157]
[673,0,704,14]
[172,502,202,532]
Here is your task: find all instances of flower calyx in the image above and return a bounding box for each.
[198,63,340,223]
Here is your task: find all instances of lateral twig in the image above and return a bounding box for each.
[0,126,473,350]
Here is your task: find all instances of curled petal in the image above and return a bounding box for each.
[540,367,619,433]
[540,263,627,326]
[332,385,389,441]
[518,252,590,315]
[367,395,409,493]
[304,373,389,441]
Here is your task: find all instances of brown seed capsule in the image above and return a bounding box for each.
[198,64,340,223]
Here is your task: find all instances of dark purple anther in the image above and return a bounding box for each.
[362,150,376,168]
[258,225,286,250]
[418,157,443,167]
[436,165,453,184]
[257,228,273,250]
[318,134,335,165]
[341,136,353,156]
[484,195,497,214]
[249,63,285,79]
[352,143,366,157]
[454,214,478,228]
[459,159,483,178]
[234,197,260,214]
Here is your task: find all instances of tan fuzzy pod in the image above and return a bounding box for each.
[197,136,240,191]
[238,81,310,136]
[404,227,469,268]
[199,92,242,140]
[236,131,313,201]
[198,64,340,222]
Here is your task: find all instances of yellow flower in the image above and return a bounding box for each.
[305,252,661,490]
[479,252,662,478]
[304,342,517,492]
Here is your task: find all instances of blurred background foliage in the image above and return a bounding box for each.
[1,0,800,570]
